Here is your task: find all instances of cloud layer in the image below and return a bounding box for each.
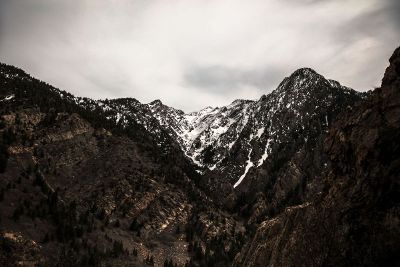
[0,0,399,111]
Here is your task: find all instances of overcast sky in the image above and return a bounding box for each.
[0,0,399,111]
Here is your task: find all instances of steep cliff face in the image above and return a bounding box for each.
[233,47,400,267]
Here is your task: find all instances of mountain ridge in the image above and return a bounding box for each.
[0,62,364,198]
[232,46,400,267]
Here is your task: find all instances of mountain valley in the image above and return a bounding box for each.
[0,47,399,266]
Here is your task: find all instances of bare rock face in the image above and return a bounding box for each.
[233,203,310,267]
[0,231,43,266]
[382,46,400,87]
[233,47,400,267]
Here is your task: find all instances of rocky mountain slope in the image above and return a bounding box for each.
[233,47,400,267]
[0,64,244,266]
[147,68,363,221]
[150,68,355,168]
[101,69,362,197]
[0,46,399,266]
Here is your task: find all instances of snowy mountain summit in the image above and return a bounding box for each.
[7,65,359,190]
[0,64,360,189]
[144,68,360,189]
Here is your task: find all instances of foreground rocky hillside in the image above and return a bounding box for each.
[0,64,244,266]
[233,47,400,267]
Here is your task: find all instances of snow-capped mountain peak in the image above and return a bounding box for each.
[47,67,361,189]
[145,68,362,188]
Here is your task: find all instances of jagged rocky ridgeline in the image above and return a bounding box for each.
[0,64,363,189]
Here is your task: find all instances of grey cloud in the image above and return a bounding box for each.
[334,2,400,42]
[184,65,284,94]
[385,0,400,28]
[0,0,399,111]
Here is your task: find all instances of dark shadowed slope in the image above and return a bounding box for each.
[233,47,400,267]
[0,64,243,266]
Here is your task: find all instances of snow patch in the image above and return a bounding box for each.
[234,149,254,188]
[257,139,271,167]
[1,94,14,101]
[255,127,264,138]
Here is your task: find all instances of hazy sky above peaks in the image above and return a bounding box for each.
[0,0,399,111]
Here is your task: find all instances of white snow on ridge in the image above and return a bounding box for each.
[146,69,351,174]
[234,149,254,188]
[148,100,255,168]
[1,94,14,101]
[257,139,271,167]
[255,127,264,138]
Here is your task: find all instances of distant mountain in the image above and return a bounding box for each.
[149,68,357,170]
[145,68,363,215]
[0,47,398,267]
[99,68,362,186]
